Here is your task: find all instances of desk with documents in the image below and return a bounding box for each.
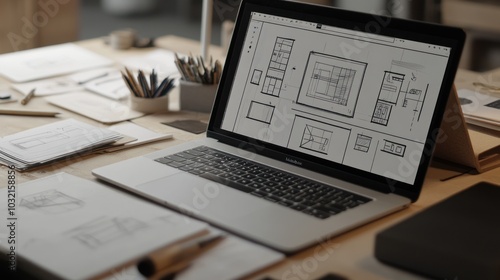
[0,35,499,280]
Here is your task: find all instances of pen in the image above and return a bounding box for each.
[20,88,36,105]
[0,109,60,117]
[137,233,225,277]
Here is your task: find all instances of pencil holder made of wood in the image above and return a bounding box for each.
[179,80,218,113]
[129,94,169,114]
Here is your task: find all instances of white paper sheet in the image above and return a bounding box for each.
[103,230,285,280]
[105,121,173,151]
[0,173,207,280]
[0,43,113,83]
[46,92,144,124]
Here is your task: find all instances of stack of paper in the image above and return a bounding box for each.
[458,89,500,131]
[0,119,122,170]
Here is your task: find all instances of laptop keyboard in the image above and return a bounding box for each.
[154,146,372,219]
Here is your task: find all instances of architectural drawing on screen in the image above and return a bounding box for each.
[67,216,147,249]
[246,101,275,124]
[371,71,404,126]
[371,59,430,129]
[354,133,372,153]
[381,139,406,157]
[20,189,84,214]
[287,115,351,162]
[297,52,367,117]
[261,37,294,97]
[251,69,263,85]
[300,124,333,154]
[402,76,429,130]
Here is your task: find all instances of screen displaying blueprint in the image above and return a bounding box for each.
[221,12,451,184]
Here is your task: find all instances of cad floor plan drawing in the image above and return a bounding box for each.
[247,101,275,124]
[261,37,294,97]
[300,124,333,154]
[297,52,367,117]
[222,12,451,184]
[354,133,372,153]
[371,60,430,130]
[288,115,351,162]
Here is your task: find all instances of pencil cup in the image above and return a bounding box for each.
[129,94,169,113]
[179,80,218,113]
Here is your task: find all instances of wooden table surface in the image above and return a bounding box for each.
[0,36,499,280]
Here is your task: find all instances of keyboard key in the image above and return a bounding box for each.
[166,161,186,168]
[200,173,253,193]
[154,157,172,164]
[303,208,331,219]
[291,204,307,211]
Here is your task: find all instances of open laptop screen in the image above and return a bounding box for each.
[211,0,463,199]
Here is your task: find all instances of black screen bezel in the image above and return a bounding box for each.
[207,0,465,202]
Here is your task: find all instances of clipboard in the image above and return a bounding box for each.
[433,86,500,173]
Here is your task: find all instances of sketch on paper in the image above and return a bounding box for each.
[20,190,84,214]
[300,125,333,154]
[66,216,148,249]
[246,101,275,124]
[354,134,372,153]
[262,37,294,97]
[10,124,82,150]
[381,139,406,157]
[297,52,366,117]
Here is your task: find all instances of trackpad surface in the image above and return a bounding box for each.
[136,173,269,221]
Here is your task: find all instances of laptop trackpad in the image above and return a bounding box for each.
[136,173,270,221]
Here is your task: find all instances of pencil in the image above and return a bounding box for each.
[137,234,225,277]
[20,88,36,105]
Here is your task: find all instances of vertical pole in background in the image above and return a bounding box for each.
[201,0,213,59]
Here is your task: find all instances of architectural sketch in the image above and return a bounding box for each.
[371,71,403,126]
[297,52,367,117]
[251,69,263,85]
[67,217,147,249]
[372,60,429,129]
[261,37,294,97]
[402,84,428,124]
[300,125,333,154]
[246,101,275,124]
[381,139,406,157]
[20,190,84,214]
[288,115,351,161]
[354,134,372,153]
[11,124,79,150]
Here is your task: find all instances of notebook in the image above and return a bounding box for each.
[92,0,465,253]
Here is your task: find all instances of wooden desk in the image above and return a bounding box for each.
[1,38,499,280]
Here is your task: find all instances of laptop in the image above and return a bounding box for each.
[93,0,465,253]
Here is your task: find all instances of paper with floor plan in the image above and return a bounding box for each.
[0,173,208,280]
